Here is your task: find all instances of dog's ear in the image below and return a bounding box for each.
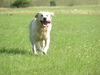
[35,13,39,18]
[50,12,54,16]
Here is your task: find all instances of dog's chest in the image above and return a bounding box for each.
[36,26,48,41]
[38,26,48,34]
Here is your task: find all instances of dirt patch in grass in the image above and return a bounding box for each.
[0,9,100,15]
[55,9,100,14]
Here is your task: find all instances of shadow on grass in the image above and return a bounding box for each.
[0,48,33,55]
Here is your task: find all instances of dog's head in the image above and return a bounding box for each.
[35,12,54,26]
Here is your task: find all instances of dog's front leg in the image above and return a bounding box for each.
[40,40,45,51]
[43,38,50,54]
[32,43,38,55]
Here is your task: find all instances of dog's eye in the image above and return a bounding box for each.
[41,15,43,17]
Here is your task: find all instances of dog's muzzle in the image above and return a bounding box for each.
[40,18,51,25]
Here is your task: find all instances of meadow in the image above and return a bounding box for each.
[0,6,100,75]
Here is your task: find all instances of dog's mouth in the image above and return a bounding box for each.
[40,20,51,25]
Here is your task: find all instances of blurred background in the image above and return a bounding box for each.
[0,0,100,8]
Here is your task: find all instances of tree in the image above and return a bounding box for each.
[11,0,30,8]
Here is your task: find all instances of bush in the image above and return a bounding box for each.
[50,1,56,6]
[11,0,30,8]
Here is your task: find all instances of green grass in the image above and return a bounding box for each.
[0,6,100,75]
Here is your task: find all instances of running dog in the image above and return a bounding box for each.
[29,12,54,55]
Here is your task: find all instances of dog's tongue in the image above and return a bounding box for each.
[43,21,51,25]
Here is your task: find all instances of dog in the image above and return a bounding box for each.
[29,11,54,55]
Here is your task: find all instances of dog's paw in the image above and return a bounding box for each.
[34,52,38,55]
[42,51,47,55]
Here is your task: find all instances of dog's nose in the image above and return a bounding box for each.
[43,18,46,21]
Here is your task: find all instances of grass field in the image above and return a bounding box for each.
[0,6,100,75]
